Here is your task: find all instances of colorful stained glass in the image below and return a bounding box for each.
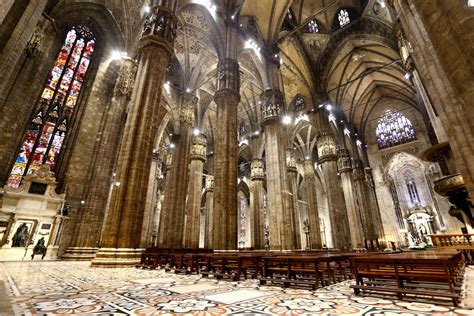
[308,19,319,33]
[7,26,95,188]
[338,9,350,27]
[376,110,416,149]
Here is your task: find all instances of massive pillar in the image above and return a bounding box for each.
[316,131,351,250]
[91,3,176,267]
[158,92,195,248]
[212,55,240,249]
[302,159,322,249]
[249,158,265,249]
[337,148,365,249]
[287,148,302,249]
[365,167,385,245]
[260,89,295,250]
[184,134,206,248]
[62,59,136,260]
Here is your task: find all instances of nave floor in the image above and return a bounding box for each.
[0,261,473,315]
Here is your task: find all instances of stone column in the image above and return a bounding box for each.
[287,148,302,249]
[204,176,214,248]
[212,57,240,250]
[365,167,385,246]
[184,134,206,248]
[62,59,136,260]
[91,4,176,267]
[352,159,376,247]
[316,132,351,250]
[260,89,295,250]
[302,159,322,249]
[337,148,365,249]
[158,92,195,248]
[249,158,265,249]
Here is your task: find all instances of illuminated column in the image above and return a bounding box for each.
[158,92,195,248]
[287,148,302,249]
[211,58,240,249]
[92,3,177,266]
[316,131,351,250]
[261,88,295,250]
[365,167,385,246]
[337,148,365,249]
[249,158,265,249]
[184,134,206,248]
[62,59,136,260]
[303,159,322,249]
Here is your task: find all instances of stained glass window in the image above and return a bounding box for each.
[338,9,350,27]
[308,19,319,33]
[7,26,95,188]
[376,110,416,149]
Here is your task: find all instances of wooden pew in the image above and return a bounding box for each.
[350,252,464,306]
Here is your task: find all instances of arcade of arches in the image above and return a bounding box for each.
[0,0,474,313]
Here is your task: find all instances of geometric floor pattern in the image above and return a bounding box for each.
[1,261,473,315]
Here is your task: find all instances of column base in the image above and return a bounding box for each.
[90,248,144,268]
[62,247,99,261]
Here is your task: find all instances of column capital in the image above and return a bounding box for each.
[216,58,240,93]
[190,134,207,162]
[179,92,197,125]
[286,148,297,173]
[260,89,284,124]
[337,148,352,173]
[316,131,338,163]
[250,159,265,181]
[139,5,177,55]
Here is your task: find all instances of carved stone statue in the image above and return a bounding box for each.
[12,223,29,247]
[31,237,47,260]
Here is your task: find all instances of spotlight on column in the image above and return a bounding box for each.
[169,143,175,149]
[186,88,191,93]
[144,5,150,13]
[111,50,122,60]
[115,182,121,187]
[254,130,260,136]
[193,128,200,136]
[404,72,411,80]
[80,200,85,205]
[325,104,332,111]
[305,156,310,160]
[282,115,292,125]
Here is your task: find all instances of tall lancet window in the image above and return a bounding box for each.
[8,26,95,188]
[405,177,421,205]
[376,110,416,149]
[307,19,319,33]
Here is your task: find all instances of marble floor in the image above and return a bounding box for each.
[0,261,473,315]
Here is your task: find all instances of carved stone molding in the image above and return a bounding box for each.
[250,159,265,181]
[286,148,297,173]
[25,25,44,57]
[316,132,337,163]
[303,160,315,178]
[352,158,365,180]
[205,176,214,192]
[180,93,197,125]
[260,89,284,124]
[115,59,138,99]
[434,174,465,196]
[337,148,352,173]
[190,134,207,162]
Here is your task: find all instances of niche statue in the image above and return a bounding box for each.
[12,223,29,247]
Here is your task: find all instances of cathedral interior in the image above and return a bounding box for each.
[1,0,474,314]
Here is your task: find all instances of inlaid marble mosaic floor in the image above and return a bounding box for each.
[0,261,473,315]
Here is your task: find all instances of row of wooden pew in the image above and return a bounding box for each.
[136,248,466,306]
[350,250,465,306]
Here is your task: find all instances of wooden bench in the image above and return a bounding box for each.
[350,252,464,306]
